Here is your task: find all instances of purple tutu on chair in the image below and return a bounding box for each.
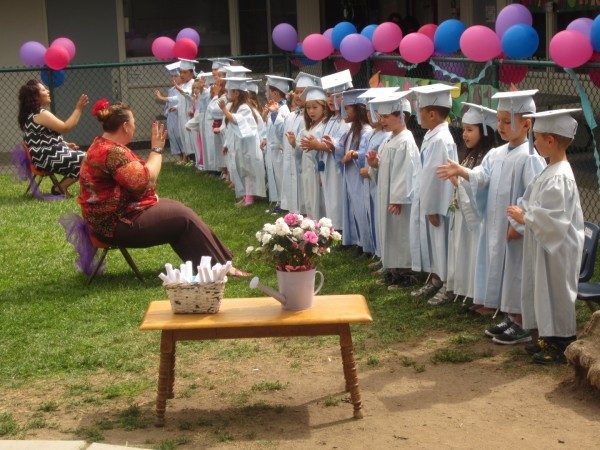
[11,143,64,201]
[58,213,105,276]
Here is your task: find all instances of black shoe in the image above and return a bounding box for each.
[492,322,532,345]
[532,343,567,365]
[525,338,546,355]
[484,317,513,338]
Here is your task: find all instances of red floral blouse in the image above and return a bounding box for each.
[78,136,158,238]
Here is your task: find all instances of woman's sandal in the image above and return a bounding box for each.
[228,267,251,277]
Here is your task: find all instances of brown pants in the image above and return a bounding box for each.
[105,198,233,268]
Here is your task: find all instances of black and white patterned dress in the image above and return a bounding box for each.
[23,109,85,178]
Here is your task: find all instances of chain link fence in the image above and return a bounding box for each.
[2,54,599,221]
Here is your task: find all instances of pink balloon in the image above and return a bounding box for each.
[303,33,334,61]
[588,52,600,88]
[323,28,334,44]
[400,32,434,64]
[372,22,403,53]
[333,56,361,76]
[173,37,198,59]
[152,36,176,60]
[567,17,594,39]
[51,37,76,60]
[44,45,70,70]
[550,30,593,68]
[418,24,437,41]
[460,25,501,62]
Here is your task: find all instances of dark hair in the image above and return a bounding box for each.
[424,105,451,120]
[461,123,496,168]
[345,104,369,149]
[268,86,286,99]
[18,79,42,130]
[226,90,259,124]
[304,100,331,129]
[95,102,132,132]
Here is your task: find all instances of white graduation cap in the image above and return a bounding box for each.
[208,57,234,70]
[320,70,353,93]
[492,89,538,130]
[165,61,181,76]
[245,79,261,94]
[410,83,458,109]
[357,87,400,100]
[196,71,215,84]
[300,86,328,102]
[524,108,581,139]
[223,65,252,76]
[266,75,294,94]
[368,91,412,121]
[178,58,198,72]
[340,89,367,119]
[295,72,320,88]
[461,102,497,136]
[223,76,251,91]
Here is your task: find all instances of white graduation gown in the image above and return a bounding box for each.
[206,94,227,170]
[361,129,390,256]
[280,109,305,213]
[460,141,546,312]
[226,104,266,198]
[409,122,458,281]
[185,89,210,168]
[265,103,291,202]
[164,87,183,155]
[341,124,373,247]
[301,121,326,220]
[515,161,584,337]
[176,79,195,156]
[371,129,419,269]
[319,115,350,230]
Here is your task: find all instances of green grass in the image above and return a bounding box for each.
[0,163,595,387]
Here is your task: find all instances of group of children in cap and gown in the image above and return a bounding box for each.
[156,60,584,364]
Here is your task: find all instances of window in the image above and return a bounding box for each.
[123,0,230,58]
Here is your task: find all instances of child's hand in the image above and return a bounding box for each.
[388,204,402,215]
[286,131,296,147]
[300,135,317,150]
[260,139,267,150]
[267,100,279,112]
[450,175,458,187]
[341,150,357,164]
[322,135,335,151]
[213,127,221,134]
[437,159,462,180]
[359,167,370,178]
[427,214,440,227]
[507,206,525,225]
[507,224,522,241]
[366,150,379,168]
[218,99,227,111]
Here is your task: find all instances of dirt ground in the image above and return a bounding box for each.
[3,336,600,449]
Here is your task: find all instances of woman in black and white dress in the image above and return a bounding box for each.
[18,79,88,195]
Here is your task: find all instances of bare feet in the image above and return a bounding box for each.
[228,267,250,277]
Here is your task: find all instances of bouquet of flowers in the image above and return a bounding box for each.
[247,213,341,272]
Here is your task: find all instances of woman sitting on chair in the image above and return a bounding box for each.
[18,79,88,196]
[78,99,247,275]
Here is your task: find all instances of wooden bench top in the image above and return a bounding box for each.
[140,295,372,331]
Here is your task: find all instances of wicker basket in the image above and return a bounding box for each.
[166,282,225,314]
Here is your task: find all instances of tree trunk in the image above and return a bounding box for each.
[565,310,600,389]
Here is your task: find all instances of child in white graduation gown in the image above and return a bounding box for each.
[409,84,458,305]
[153,62,184,163]
[438,90,546,344]
[174,59,197,163]
[206,80,228,173]
[507,109,584,363]
[367,92,419,284]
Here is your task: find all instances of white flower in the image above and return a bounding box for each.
[264,223,277,234]
[319,217,333,228]
[273,244,285,252]
[292,227,305,239]
[301,219,314,230]
[319,227,331,238]
[262,233,272,245]
[274,222,291,236]
[246,246,255,254]
[312,246,319,253]
[332,231,342,241]
[255,231,262,241]
[326,248,331,253]
[275,217,286,226]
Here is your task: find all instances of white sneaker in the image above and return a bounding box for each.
[427,287,451,306]
[410,282,441,299]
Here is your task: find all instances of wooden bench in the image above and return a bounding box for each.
[140,295,373,426]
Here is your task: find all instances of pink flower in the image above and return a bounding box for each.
[284,213,299,226]
[303,231,318,244]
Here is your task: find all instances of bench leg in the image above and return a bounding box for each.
[339,325,363,419]
[156,331,175,427]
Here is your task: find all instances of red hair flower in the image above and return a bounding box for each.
[92,98,110,117]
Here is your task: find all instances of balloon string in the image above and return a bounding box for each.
[428,60,492,85]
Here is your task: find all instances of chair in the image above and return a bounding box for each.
[577,221,600,311]
[22,143,65,197]
[87,232,144,285]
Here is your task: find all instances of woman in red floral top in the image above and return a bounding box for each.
[78,100,246,275]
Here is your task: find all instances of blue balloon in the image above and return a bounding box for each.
[294,43,317,66]
[360,24,378,41]
[592,14,600,52]
[502,24,539,59]
[332,21,357,50]
[434,19,466,54]
[40,69,66,88]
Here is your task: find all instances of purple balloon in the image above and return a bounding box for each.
[495,4,532,39]
[340,33,373,63]
[272,23,298,52]
[177,28,200,46]
[323,27,334,44]
[567,18,594,39]
[19,41,47,67]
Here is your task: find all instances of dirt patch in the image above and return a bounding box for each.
[2,337,600,449]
